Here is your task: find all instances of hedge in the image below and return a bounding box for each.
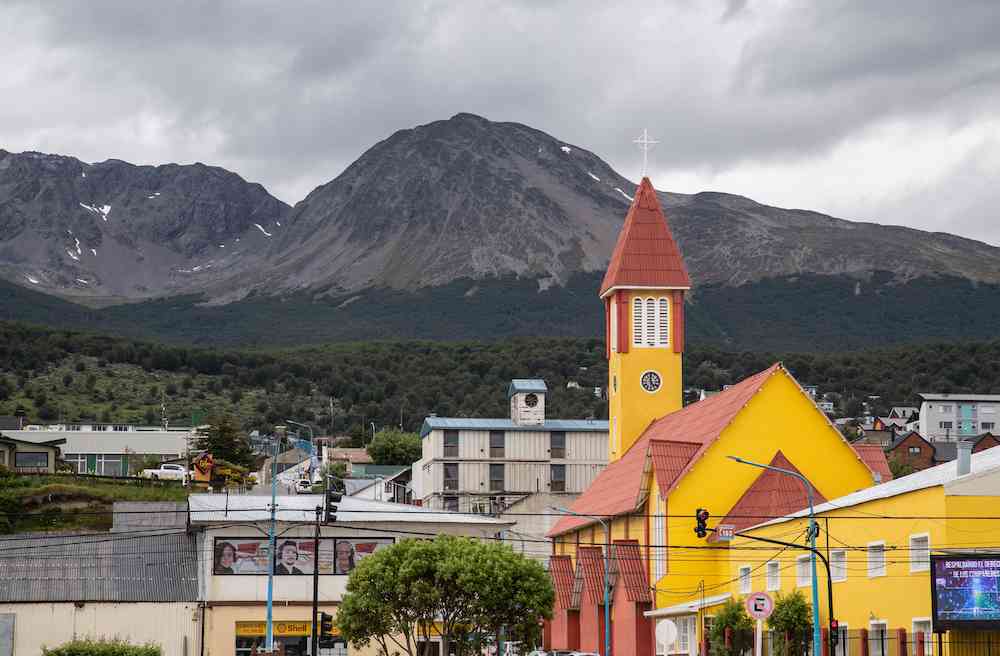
[42,638,162,656]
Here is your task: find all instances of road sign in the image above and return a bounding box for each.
[745,592,774,620]
[717,524,735,541]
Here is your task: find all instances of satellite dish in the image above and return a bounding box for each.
[656,619,679,648]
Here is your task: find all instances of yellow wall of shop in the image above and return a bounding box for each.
[204,604,384,656]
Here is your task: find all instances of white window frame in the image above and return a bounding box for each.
[796,554,811,587]
[869,620,888,656]
[766,560,780,591]
[653,494,666,583]
[909,533,930,573]
[831,549,847,582]
[738,565,752,594]
[867,541,886,578]
[911,618,933,656]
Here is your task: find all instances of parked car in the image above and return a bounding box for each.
[294,478,314,494]
[139,463,188,482]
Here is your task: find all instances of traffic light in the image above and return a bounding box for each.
[324,490,342,523]
[319,611,334,635]
[830,619,839,646]
[694,508,710,538]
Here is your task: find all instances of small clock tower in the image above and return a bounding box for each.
[601,177,690,462]
[509,379,547,426]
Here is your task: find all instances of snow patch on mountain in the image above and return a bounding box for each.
[254,223,272,237]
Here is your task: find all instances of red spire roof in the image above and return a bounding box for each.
[599,177,690,297]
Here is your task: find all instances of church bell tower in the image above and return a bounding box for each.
[601,177,690,462]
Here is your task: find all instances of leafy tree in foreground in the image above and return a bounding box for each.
[42,637,161,655]
[366,428,423,465]
[337,535,553,656]
[192,415,253,468]
[767,590,812,656]
[709,598,754,656]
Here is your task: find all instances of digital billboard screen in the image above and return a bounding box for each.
[931,554,1000,629]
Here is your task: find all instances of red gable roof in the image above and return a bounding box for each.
[548,364,781,536]
[852,444,893,483]
[711,451,827,539]
[599,177,690,297]
[578,546,606,605]
[549,554,576,609]
[613,540,652,603]
[650,441,703,498]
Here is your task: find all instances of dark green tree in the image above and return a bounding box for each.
[366,428,423,465]
[193,415,253,467]
[767,590,813,656]
[709,598,754,656]
[337,535,553,656]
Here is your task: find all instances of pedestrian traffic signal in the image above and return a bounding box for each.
[694,508,710,538]
[319,611,334,635]
[830,619,839,646]
[324,490,341,524]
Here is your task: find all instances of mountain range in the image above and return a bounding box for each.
[2,113,999,350]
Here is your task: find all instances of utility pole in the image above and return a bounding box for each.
[311,504,322,656]
[265,426,285,654]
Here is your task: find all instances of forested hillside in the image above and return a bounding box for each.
[1,322,998,435]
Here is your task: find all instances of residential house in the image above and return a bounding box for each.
[411,379,608,515]
[0,433,65,473]
[918,393,1000,441]
[726,443,1000,654]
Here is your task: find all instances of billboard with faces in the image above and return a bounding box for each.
[213,537,394,575]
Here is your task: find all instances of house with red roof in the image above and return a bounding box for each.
[544,177,888,656]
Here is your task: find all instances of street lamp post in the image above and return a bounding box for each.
[551,506,612,656]
[264,425,286,654]
[728,456,822,656]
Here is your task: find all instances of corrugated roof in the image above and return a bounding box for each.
[649,441,702,499]
[548,365,779,536]
[711,451,827,540]
[549,554,577,610]
[599,177,691,297]
[852,444,893,483]
[420,417,608,438]
[752,444,1000,528]
[188,493,512,526]
[0,530,197,602]
[613,540,651,602]
[4,429,191,455]
[508,379,548,397]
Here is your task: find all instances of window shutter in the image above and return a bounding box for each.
[645,298,656,346]
[633,297,644,346]
[657,297,669,346]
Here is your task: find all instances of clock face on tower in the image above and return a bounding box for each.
[524,393,539,407]
[640,371,662,393]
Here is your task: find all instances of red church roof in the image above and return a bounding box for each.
[548,364,781,536]
[710,451,828,539]
[599,177,691,298]
[851,444,893,483]
[578,547,606,605]
[612,540,652,602]
[549,554,576,609]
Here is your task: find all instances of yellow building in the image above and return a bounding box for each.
[546,178,889,656]
[726,443,1000,656]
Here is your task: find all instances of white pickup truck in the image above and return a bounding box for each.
[139,463,188,481]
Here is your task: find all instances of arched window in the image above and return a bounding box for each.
[632,298,644,346]
[657,297,670,346]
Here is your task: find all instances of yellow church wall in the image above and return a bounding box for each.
[649,369,877,611]
[607,290,683,462]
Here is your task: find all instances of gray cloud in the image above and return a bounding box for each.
[1,0,998,245]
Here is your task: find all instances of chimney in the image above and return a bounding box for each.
[957,439,973,476]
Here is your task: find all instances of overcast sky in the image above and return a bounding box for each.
[3,0,998,245]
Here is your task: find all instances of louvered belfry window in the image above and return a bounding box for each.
[633,298,644,346]
[632,296,670,347]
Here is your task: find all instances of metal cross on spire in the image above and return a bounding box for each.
[633,128,659,177]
